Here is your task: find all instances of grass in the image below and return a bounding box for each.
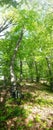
[34,114,41,123]
[0,82,53,130]
[5,106,27,119]
[0,116,6,122]
[35,97,53,106]
[27,120,33,127]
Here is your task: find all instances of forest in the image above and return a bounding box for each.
[0,0,53,130]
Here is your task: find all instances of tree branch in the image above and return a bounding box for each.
[0,19,12,33]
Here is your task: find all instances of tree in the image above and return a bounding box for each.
[0,0,53,94]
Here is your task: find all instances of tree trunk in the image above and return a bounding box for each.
[20,60,23,82]
[46,57,53,91]
[10,28,23,97]
[35,60,39,82]
[28,61,34,82]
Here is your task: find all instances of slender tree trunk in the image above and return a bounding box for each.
[28,61,34,82]
[10,28,23,88]
[20,60,23,82]
[35,60,39,82]
[4,75,7,87]
[3,66,11,87]
[46,57,53,91]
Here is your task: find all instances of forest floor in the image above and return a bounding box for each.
[0,82,53,130]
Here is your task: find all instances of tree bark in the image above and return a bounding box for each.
[10,28,23,87]
[28,61,34,82]
[35,60,39,82]
[20,60,23,82]
[46,57,53,91]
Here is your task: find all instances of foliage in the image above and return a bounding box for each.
[0,0,53,92]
